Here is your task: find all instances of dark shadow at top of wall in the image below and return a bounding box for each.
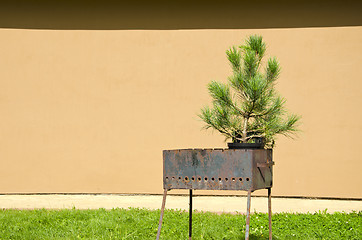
[1,0,361,30]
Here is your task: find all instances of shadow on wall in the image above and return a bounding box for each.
[1,0,361,30]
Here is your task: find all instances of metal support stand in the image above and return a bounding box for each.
[268,188,272,240]
[189,189,193,240]
[156,189,168,240]
[156,189,273,240]
[245,189,252,240]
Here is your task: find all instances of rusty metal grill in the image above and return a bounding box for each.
[157,148,274,240]
[163,148,273,191]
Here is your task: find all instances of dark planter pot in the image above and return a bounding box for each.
[228,137,265,149]
[227,142,264,149]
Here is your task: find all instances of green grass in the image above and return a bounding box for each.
[0,208,360,239]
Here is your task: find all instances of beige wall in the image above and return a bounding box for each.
[0,1,361,198]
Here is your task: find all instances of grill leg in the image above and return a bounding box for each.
[156,189,168,240]
[245,189,252,240]
[189,189,193,240]
[268,188,272,240]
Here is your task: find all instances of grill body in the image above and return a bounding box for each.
[163,148,273,191]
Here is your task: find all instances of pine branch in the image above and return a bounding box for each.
[266,57,281,83]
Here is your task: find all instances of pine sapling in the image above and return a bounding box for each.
[199,35,300,148]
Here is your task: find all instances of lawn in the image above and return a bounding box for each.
[0,208,360,239]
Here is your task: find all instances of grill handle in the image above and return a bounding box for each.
[257,162,275,168]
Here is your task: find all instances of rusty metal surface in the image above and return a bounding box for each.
[163,149,273,191]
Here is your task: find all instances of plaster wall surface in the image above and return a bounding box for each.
[0,1,361,198]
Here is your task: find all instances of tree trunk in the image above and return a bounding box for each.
[242,117,248,142]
